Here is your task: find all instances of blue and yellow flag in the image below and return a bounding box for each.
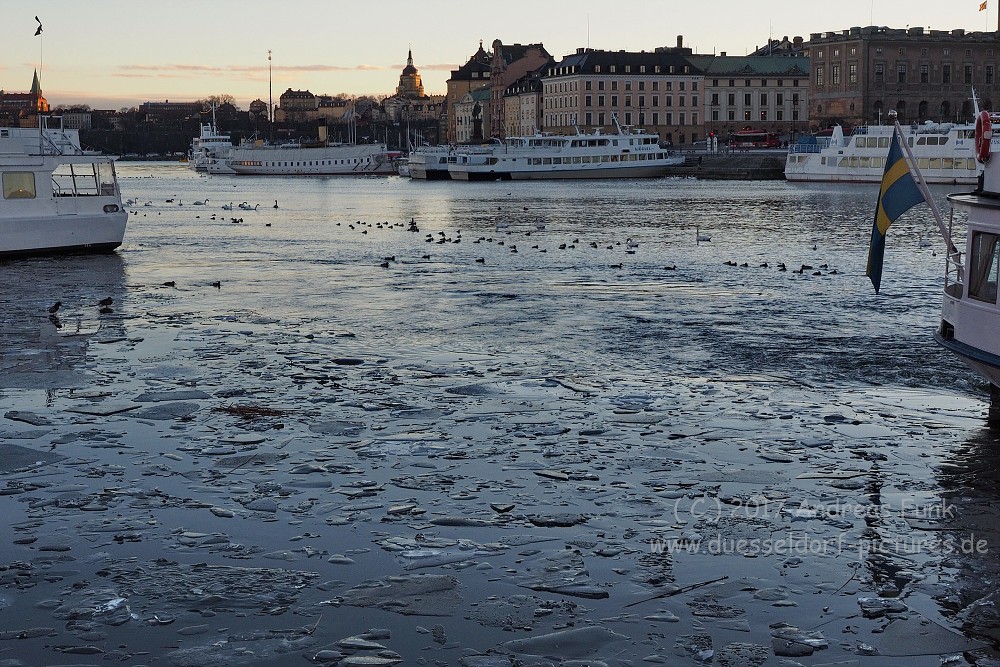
[866,126,925,293]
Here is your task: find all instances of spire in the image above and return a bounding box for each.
[407,48,413,67]
[31,69,41,95]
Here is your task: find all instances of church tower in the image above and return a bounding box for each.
[396,49,425,98]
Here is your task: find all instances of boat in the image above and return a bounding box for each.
[935,108,1000,425]
[394,156,410,177]
[408,145,453,180]
[226,119,395,176]
[0,117,128,258]
[445,119,684,181]
[786,119,979,184]
[189,106,235,175]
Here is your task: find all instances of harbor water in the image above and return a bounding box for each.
[1,163,998,665]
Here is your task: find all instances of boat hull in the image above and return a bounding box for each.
[449,163,675,181]
[934,332,1000,387]
[0,212,127,258]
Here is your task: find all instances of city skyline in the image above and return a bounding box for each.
[1,0,995,110]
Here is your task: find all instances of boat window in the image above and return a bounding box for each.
[916,137,926,146]
[929,158,942,169]
[943,158,954,169]
[2,172,36,199]
[918,158,929,169]
[878,137,890,148]
[969,232,999,304]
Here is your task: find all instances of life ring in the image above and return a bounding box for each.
[975,110,992,163]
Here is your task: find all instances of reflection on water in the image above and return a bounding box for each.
[0,254,127,390]
[934,429,1000,645]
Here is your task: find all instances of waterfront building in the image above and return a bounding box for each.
[138,100,203,124]
[807,25,1000,129]
[384,50,446,144]
[687,52,810,143]
[489,40,553,139]
[541,38,706,146]
[503,74,543,138]
[454,88,491,144]
[0,70,49,126]
[446,42,492,143]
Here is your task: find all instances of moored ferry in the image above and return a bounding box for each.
[936,109,1000,424]
[786,121,979,184]
[189,106,235,175]
[446,122,683,181]
[227,121,396,176]
[408,145,452,180]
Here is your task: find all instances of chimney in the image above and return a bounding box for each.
[318,117,328,144]
[677,35,684,48]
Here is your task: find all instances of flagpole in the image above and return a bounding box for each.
[893,117,959,258]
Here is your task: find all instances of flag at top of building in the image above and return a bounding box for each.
[866,125,926,293]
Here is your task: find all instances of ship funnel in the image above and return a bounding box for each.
[318,118,328,145]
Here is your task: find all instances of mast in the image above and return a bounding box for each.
[268,50,273,143]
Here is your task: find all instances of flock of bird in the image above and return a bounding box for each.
[46,297,115,329]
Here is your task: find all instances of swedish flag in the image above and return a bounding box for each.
[866,127,925,293]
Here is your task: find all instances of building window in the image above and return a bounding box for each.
[665,112,672,124]
[777,79,783,87]
[760,92,767,105]
[595,65,601,73]
[625,65,631,73]
[625,96,632,107]
[967,49,973,58]
[849,63,858,84]
[679,112,686,125]
[680,81,686,91]
[611,95,618,106]
[639,112,645,125]
[640,65,646,73]
[692,81,698,91]
[921,48,928,56]
[729,79,735,87]
[777,109,783,121]
[652,112,659,125]
[711,93,719,105]
[598,81,605,91]
[625,112,632,124]
[876,47,883,55]
[834,48,840,57]
[653,95,659,106]
[898,47,905,55]
[792,109,799,121]
[599,112,605,125]
[965,65,974,84]
[654,65,661,73]
[832,64,840,85]
[919,63,928,84]
[897,63,907,84]
[728,93,735,106]
[692,95,698,106]
[598,95,605,106]
[585,80,592,91]
[745,79,751,87]
[851,47,857,56]
[744,92,752,106]
[943,64,951,84]
[666,95,673,106]
[639,95,646,107]
[666,81,672,91]
[817,50,823,59]
[585,112,592,125]
[712,110,719,121]
[944,48,951,56]
[776,93,783,105]
[713,79,719,86]
[625,81,632,91]
[728,110,735,121]
[609,65,616,73]
[988,65,995,84]
[875,63,884,83]
[652,81,659,90]
[760,110,767,121]
[585,95,592,106]
[638,81,645,90]
[816,67,824,86]
[692,112,698,125]
[744,109,751,121]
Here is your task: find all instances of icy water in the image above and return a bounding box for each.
[1,163,999,666]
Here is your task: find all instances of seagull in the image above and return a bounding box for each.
[47,301,61,314]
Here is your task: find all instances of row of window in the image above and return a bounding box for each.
[793,155,979,170]
[816,46,993,59]
[817,62,995,86]
[230,157,374,167]
[710,110,800,122]
[545,112,699,127]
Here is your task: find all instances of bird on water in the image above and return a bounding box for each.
[48,301,61,314]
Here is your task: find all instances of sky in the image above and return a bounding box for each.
[2,0,996,110]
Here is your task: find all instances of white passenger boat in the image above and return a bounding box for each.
[189,107,235,175]
[0,118,128,257]
[936,109,1000,424]
[786,120,979,184]
[408,145,453,180]
[227,120,395,176]
[446,122,683,181]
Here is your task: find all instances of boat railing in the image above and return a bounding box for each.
[944,207,966,291]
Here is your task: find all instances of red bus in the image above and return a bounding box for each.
[729,129,781,149]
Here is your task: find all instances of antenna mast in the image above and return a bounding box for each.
[268,50,273,142]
